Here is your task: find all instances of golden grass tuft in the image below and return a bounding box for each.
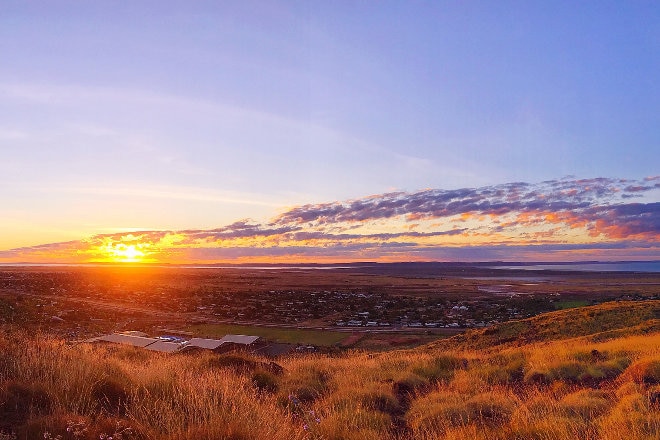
[620,357,660,385]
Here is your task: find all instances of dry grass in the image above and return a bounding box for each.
[1,301,659,439]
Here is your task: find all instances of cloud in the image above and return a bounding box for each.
[0,177,658,263]
[274,177,657,226]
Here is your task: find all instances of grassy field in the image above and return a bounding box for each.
[553,299,591,310]
[186,323,349,346]
[1,300,658,439]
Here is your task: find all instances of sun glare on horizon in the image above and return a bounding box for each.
[104,243,147,263]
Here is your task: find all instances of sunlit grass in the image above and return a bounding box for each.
[0,301,659,439]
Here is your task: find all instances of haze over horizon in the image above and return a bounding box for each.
[1,2,658,263]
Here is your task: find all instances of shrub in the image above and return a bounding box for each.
[405,392,467,433]
[464,392,516,427]
[284,366,332,404]
[531,357,630,387]
[317,407,392,440]
[559,389,612,419]
[252,370,278,394]
[552,361,586,384]
[472,354,526,385]
[91,377,129,414]
[392,374,428,405]
[621,359,660,386]
[360,391,403,416]
[407,391,515,434]
[412,355,465,384]
[598,392,660,440]
[206,354,260,372]
[599,357,631,379]
[0,381,52,427]
[524,369,551,385]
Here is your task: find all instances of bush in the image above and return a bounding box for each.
[284,366,332,404]
[529,357,630,387]
[405,392,467,433]
[206,354,260,372]
[552,362,586,384]
[251,370,278,394]
[0,381,52,427]
[559,389,612,419]
[317,408,392,440]
[472,355,526,385]
[91,377,129,414]
[392,373,428,405]
[464,392,515,427]
[412,355,465,384]
[360,391,403,416]
[598,392,660,439]
[524,369,551,385]
[621,359,660,386]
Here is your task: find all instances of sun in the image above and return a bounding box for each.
[107,244,146,263]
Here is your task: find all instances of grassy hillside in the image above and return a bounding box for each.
[432,300,660,350]
[0,301,659,439]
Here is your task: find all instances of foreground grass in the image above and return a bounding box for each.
[1,301,659,439]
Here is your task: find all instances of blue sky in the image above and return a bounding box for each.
[0,1,658,260]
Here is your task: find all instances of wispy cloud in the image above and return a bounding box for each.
[27,183,284,208]
[1,177,658,263]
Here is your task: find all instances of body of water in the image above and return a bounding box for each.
[489,261,660,273]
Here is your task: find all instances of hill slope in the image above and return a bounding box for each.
[0,301,659,440]
[431,300,660,350]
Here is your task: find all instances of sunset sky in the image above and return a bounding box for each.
[1,1,658,263]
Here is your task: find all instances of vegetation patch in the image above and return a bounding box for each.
[620,358,660,385]
[464,392,516,426]
[411,355,466,384]
[282,365,333,404]
[251,370,279,394]
[91,377,130,415]
[205,353,261,372]
[187,324,348,346]
[0,381,52,427]
[559,389,612,419]
[554,300,590,310]
[471,352,526,384]
[392,373,429,405]
[437,301,660,349]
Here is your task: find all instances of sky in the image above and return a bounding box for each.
[0,1,658,263]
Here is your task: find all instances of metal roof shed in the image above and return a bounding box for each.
[91,334,158,347]
[144,340,182,353]
[119,330,149,337]
[186,337,225,350]
[219,335,259,345]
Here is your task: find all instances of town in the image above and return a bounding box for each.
[1,265,658,345]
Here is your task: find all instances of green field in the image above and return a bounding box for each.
[186,323,349,346]
[553,299,590,310]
